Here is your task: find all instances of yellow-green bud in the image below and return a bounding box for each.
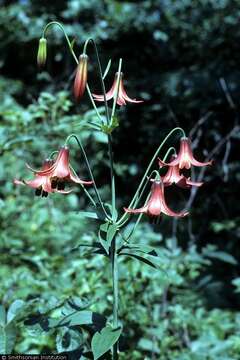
[37,37,47,68]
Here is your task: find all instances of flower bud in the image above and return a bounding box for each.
[37,37,47,68]
[74,54,88,100]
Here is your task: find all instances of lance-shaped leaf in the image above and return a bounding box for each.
[103,59,112,80]
[98,230,110,255]
[77,211,100,220]
[106,224,118,247]
[98,222,118,255]
[118,244,159,257]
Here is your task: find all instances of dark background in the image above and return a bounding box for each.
[1,0,240,358]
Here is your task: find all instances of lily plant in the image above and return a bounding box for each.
[15,21,212,360]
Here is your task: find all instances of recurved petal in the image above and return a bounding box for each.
[92,89,114,102]
[161,201,189,217]
[55,188,72,194]
[124,206,148,214]
[160,193,189,217]
[119,80,143,103]
[175,177,192,189]
[190,158,213,167]
[158,157,179,168]
[185,178,203,187]
[69,171,93,185]
[124,97,143,104]
[14,177,45,189]
[25,162,56,176]
[14,179,25,186]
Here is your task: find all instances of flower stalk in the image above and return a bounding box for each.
[65,134,111,220]
[111,236,119,359]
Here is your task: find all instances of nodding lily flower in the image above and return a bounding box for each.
[74,54,88,100]
[92,72,143,106]
[158,137,213,169]
[160,156,203,188]
[26,146,93,191]
[124,180,188,218]
[14,159,71,197]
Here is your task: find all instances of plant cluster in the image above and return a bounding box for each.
[10,21,214,359]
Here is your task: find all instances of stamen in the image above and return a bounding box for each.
[51,179,58,189]
[57,182,65,190]
[42,191,48,197]
[35,188,42,197]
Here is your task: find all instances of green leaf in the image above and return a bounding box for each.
[103,59,112,80]
[91,325,122,360]
[120,252,158,269]
[0,323,17,354]
[77,211,99,220]
[105,204,118,221]
[119,244,158,257]
[73,242,102,249]
[57,311,106,328]
[206,251,237,265]
[101,116,119,135]
[98,230,110,255]
[100,222,110,233]
[0,306,6,326]
[70,38,76,50]
[139,338,160,354]
[56,327,83,352]
[106,224,118,247]
[7,299,25,323]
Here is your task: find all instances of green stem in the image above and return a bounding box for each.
[108,134,116,219]
[83,39,121,220]
[86,84,104,124]
[43,21,78,64]
[66,134,110,220]
[111,237,119,359]
[43,23,104,125]
[70,166,97,207]
[161,146,177,163]
[110,59,122,123]
[120,147,177,232]
[83,38,110,125]
[107,59,122,219]
[117,127,185,226]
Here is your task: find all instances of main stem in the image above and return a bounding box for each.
[111,237,119,359]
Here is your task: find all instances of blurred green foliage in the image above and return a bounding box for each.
[1,0,240,358]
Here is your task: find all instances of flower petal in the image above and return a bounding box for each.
[69,171,93,185]
[120,80,143,103]
[185,178,203,187]
[161,199,189,217]
[92,91,114,102]
[158,157,179,168]
[190,158,213,167]
[124,206,148,214]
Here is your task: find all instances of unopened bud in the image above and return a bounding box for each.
[37,37,47,68]
[74,54,88,101]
